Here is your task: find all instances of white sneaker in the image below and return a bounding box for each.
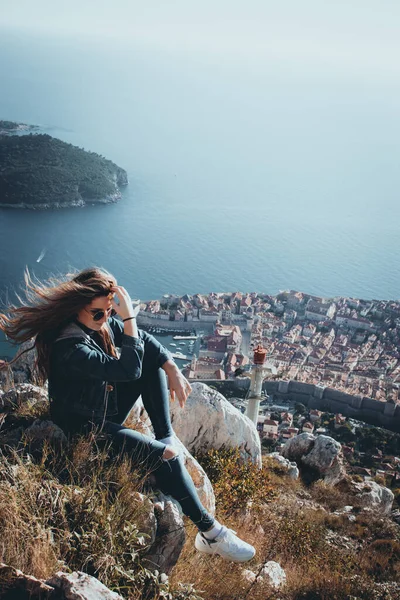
[195,526,255,563]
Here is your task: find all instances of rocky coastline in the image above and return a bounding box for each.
[0,191,123,210]
[0,120,38,135]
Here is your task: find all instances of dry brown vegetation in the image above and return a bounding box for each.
[169,448,400,600]
[0,434,201,599]
[0,412,400,599]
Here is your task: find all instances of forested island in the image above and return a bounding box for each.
[0,122,128,208]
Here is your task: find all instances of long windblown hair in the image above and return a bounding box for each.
[0,266,119,385]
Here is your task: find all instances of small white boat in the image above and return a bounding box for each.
[172,351,188,360]
[170,343,177,347]
[36,248,46,263]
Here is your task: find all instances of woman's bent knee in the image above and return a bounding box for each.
[162,445,178,461]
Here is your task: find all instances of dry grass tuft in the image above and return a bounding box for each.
[308,480,356,512]
[195,447,279,515]
[359,538,400,580]
[0,433,202,599]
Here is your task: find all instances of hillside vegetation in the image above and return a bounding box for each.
[0,133,128,208]
[0,391,399,599]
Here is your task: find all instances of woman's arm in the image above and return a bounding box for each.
[139,330,173,367]
[58,334,145,381]
[162,359,192,408]
[109,317,172,368]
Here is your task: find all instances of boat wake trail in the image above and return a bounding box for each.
[36,248,47,263]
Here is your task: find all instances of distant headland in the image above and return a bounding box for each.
[0,120,38,135]
[0,121,128,209]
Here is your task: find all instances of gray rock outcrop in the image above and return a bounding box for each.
[143,495,186,574]
[130,492,157,547]
[281,432,315,461]
[302,435,346,485]
[242,561,287,589]
[0,382,47,411]
[266,452,299,479]
[0,562,54,598]
[282,433,346,485]
[47,571,124,599]
[350,479,394,515]
[0,563,126,599]
[125,397,216,515]
[170,382,261,465]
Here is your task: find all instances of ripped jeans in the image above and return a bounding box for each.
[55,366,215,532]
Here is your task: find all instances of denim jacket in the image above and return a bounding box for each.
[48,316,171,422]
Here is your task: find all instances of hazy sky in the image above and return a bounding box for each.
[1,1,400,76]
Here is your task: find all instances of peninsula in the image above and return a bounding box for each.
[0,122,128,208]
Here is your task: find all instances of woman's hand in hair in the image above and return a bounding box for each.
[162,360,192,408]
[110,286,139,321]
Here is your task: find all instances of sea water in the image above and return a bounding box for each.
[1,28,400,357]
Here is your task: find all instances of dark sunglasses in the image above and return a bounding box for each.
[89,307,117,322]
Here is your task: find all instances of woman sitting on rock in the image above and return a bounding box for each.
[0,266,255,563]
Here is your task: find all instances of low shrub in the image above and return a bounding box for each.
[359,538,400,580]
[308,480,353,512]
[196,447,277,514]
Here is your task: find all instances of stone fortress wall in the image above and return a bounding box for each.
[263,380,400,433]
[191,378,400,433]
[137,317,400,432]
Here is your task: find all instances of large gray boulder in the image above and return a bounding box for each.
[281,432,315,461]
[350,479,394,515]
[302,435,346,485]
[170,382,261,465]
[282,433,346,485]
[143,495,186,575]
[47,571,124,599]
[124,399,215,515]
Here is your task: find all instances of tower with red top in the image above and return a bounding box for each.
[253,345,267,365]
[245,344,275,425]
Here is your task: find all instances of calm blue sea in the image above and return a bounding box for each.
[1,27,400,357]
